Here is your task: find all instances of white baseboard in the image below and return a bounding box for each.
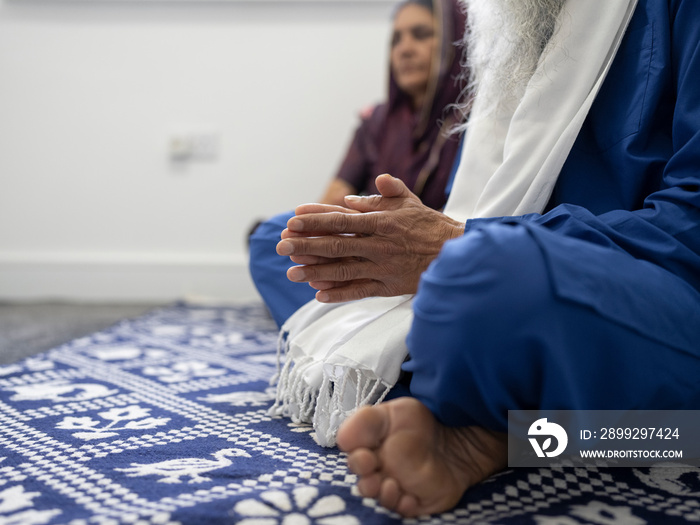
[0,252,261,303]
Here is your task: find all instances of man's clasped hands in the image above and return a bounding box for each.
[276,173,466,303]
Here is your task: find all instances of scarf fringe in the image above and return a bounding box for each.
[313,368,391,447]
[268,352,318,424]
[269,330,391,447]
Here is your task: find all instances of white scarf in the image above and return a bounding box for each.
[444,0,639,222]
[269,0,638,447]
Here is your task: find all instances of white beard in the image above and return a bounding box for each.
[456,0,566,124]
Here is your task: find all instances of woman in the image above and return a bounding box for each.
[249,0,468,327]
[320,0,467,210]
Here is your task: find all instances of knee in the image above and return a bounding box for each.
[249,211,294,248]
[405,223,556,429]
[248,210,317,327]
[415,222,552,323]
[248,211,294,279]
[430,222,541,278]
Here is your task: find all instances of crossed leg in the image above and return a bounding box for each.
[338,222,700,517]
[336,397,507,518]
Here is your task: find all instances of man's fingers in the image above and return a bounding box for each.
[279,237,350,257]
[343,194,383,213]
[281,229,351,240]
[294,203,359,216]
[343,174,419,213]
[286,175,418,234]
[315,280,381,303]
[286,212,381,236]
[375,173,414,199]
[288,254,334,265]
[281,229,317,239]
[278,233,397,260]
[308,280,337,291]
[287,259,381,284]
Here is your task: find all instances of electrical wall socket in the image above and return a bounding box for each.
[169,130,220,162]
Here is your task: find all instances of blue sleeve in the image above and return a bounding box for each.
[466,0,700,292]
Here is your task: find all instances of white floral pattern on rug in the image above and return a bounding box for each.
[55,405,170,440]
[200,387,276,407]
[142,360,227,383]
[0,485,61,524]
[634,463,700,496]
[7,381,117,403]
[534,501,646,525]
[233,487,360,525]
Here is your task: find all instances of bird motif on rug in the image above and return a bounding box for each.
[115,448,251,483]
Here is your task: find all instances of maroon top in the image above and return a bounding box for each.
[335,0,468,210]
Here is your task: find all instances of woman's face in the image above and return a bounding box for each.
[390,3,437,108]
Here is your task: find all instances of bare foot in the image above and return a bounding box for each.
[336,397,508,517]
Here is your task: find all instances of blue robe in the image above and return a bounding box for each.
[249,0,700,431]
[498,0,700,353]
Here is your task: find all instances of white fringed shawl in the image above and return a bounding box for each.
[269,0,638,447]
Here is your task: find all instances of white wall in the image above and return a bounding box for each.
[0,0,393,303]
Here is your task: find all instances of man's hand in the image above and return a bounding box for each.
[276,174,465,303]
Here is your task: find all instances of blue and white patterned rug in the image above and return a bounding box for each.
[1,302,699,524]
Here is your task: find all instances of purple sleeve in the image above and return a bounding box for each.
[334,106,382,193]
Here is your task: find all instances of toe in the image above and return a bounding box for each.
[357,472,382,498]
[396,493,420,518]
[378,477,402,511]
[337,405,389,452]
[346,448,379,476]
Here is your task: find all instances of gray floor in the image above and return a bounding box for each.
[0,302,166,364]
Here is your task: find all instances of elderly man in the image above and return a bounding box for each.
[249,0,700,517]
